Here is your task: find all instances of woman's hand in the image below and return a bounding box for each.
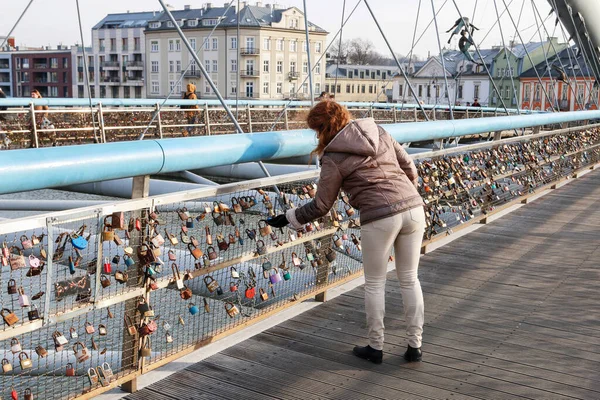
[267,214,289,228]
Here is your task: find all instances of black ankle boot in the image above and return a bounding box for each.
[404,345,422,362]
[353,345,383,364]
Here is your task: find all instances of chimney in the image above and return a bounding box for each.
[205,2,212,9]
[256,1,263,6]
[8,37,15,48]
[241,1,247,8]
[184,4,191,10]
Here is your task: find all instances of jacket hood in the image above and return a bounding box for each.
[324,118,380,157]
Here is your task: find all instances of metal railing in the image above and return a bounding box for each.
[240,69,259,77]
[239,47,260,55]
[101,62,120,68]
[125,62,144,69]
[0,125,599,399]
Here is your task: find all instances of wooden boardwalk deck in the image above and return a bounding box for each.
[125,169,600,400]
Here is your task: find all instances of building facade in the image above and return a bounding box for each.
[88,11,155,99]
[0,53,12,96]
[144,3,327,100]
[393,49,500,107]
[520,46,597,111]
[11,47,73,98]
[489,39,565,108]
[324,64,399,102]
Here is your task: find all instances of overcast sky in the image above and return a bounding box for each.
[2,0,559,59]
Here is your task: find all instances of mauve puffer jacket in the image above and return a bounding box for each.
[286,118,423,228]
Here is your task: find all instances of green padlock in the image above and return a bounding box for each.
[261,257,272,272]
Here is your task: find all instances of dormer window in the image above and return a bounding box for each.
[203,18,218,26]
[149,22,161,28]
[188,19,198,27]
[166,21,174,27]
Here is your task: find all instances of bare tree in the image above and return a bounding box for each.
[328,37,425,66]
[348,38,378,65]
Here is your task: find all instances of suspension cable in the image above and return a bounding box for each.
[0,0,35,50]
[236,0,240,120]
[75,0,99,143]
[138,0,236,140]
[430,0,454,120]
[333,0,347,97]
[492,0,520,114]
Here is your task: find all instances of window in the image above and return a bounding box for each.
[212,38,218,50]
[524,83,531,101]
[151,61,159,73]
[169,80,175,92]
[263,38,270,50]
[50,58,58,68]
[204,38,210,50]
[290,61,296,73]
[50,87,58,97]
[212,60,218,73]
[346,84,351,93]
[49,72,58,82]
[263,60,269,73]
[276,61,283,73]
[458,84,463,99]
[231,84,237,94]
[231,37,237,49]
[315,42,322,53]
[63,58,68,69]
[122,38,129,50]
[561,83,568,100]
[203,18,218,26]
[62,71,67,83]
[427,85,431,97]
[190,38,196,51]
[110,38,116,51]
[176,82,182,94]
[176,39,181,51]
[99,39,105,51]
[166,21,173,27]
[336,84,341,93]
[151,41,159,52]
[231,59,237,72]
[474,83,480,99]
[577,83,584,102]
[289,18,298,29]
[169,61,174,73]
[435,85,440,98]
[325,84,329,93]
[169,39,175,52]
[315,82,321,94]
[188,19,198,27]
[276,82,282,94]
[315,63,321,74]
[149,22,161,28]
[263,82,269,94]
[205,82,211,94]
[276,39,283,51]
[290,41,297,52]
[418,85,423,97]
[246,37,254,51]
[303,61,308,74]
[176,60,181,72]
[362,85,366,93]
[302,83,308,94]
[369,85,374,94]
[303,41,307,52]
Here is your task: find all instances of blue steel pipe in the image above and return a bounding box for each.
[0,98,535,114]
[0,110,598,195]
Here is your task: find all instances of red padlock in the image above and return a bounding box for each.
[11,388,18,400]
[135,218,142,231]
[245,284,256,299]
[230,281,238,292]
[103,258,111,274]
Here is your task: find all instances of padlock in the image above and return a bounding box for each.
[230,266,239,278]
[11,388,18,400]
[180,286,192,300]
[146,265,157,277]
[172,263,184,289]
[113,233,123,246]
[123,246,134,256]
[202,254,211,268]
[2,358,13,373]
[123,254,135,267]
[188,303,200,315]
[166,332,174,343]
[261,257,272,271]
[70,327,78,339]
[103,257,112,274]
[292,252,302,267]
[168,250,177,261]
[325,249,336,262]
[98,324,107,336]
[256,240,267,255]
[177,207,190,221]
[135,217,142,231]
[2,309,19,326]
[112,254,121,265]
[19,352,32,369]
[85,321,95,334]
[231,197,242,213]
[27,303,40,321]
[246,228,257,240]
[225,302,240,318]
[166,230,178,245]
[115,270,128,284]
[258,220,272,237]
[333,234,344,248]
[151,231,165,248]
[202,298,210,313]
[7,279,17,295]
[207,246,217,260]
[9,247,26,270]
[245,284,256,299]
[344,204,355,216]
[21,235,33,249]
[189,243,203,260]
[100,274,111,288]
[203,276,220,293]
[91,336,99,351]
[351,233,362,251]
[125,316,137,336]
[259,288,269,301]
[18,287,30,307]
[66,362,75,376]
[230,281,239,292]
[282,267,291,281]
[10,338,22,353]
[102,225,114,242]
[28,254,40,269]
[87,366,99,385]
[68,256,76,275]
[178,315,185,325]
[228,233,236,245]
[35,345,48,358]
[269,268,282,284]
[190,235,199,247]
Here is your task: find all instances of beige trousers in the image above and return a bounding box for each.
[361,207,425,350]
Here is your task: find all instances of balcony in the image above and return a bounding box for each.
[34,63,48,69]
[123,77,144,86]
[100,76,121,85]
[240,47,260,55]
[184,70,201,78]
[241,92,259,99]
[125,61,144,69]
[240,69,259,77]
[288,71,299,80]
[102,61,120,69]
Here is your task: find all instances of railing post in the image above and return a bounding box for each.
[466,108,469,119]
[29,102,39,148]
[155,102,163,139]
[98,102,107,143]
[204,104,211,136]
[392,106,397,123]
[284,108,289,130]
[121,175,150,394]
[432,107,436,121]
[413,107,417,121]
[247,104,253,133]
[369,105,374,119]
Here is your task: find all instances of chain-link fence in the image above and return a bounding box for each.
[0,125,599,399]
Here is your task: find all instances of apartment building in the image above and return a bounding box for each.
[11,47,73,98]
[0,54,12,96]
[325,64,400,102]
[144,2,328,100]
[89,11,156,99]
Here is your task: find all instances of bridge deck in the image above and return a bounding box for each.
[125,169,600,400]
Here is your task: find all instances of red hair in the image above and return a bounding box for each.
[307,100,352,158]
